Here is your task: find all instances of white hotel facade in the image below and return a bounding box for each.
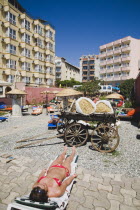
[99,36,140,86]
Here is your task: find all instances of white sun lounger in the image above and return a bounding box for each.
[7,155,78,210]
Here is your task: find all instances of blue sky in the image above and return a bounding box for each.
[18,0,140,67]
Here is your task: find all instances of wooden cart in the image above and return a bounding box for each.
[57,111,120,153]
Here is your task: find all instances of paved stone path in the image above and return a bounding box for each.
[0,155,140,210]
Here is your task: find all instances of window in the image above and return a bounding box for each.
[6,59,16,69]
[35,25,43,35]
[35,52,43,60]
[7,28,16,39]
[35,65,42,72]
[46,42,53,51]
[35,38,43,48]
[22,77,30,83]
[46,30,53,39]
[90,66,94,69]
[6,12,16,25]
[22,48,30,57]
[83,66,87,69]
[22,62,30,71]
[7,75,14,83]
[83,61,88,64]
[22,33,30,44]
[35,78,42,84]
[6,44,16,54]
[22,19,30,30]
[46,55,53,63]
[89,60,94,64]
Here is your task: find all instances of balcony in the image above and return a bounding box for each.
[20,14,26,20]
[106,68,114,73]
[113,40,121,46]
[21,71,27,76]
[106,59,113,64]
[106,42,113,48]
[113,58,121,63]
[121,36,131,43]
[99,53,106,58]
[122,56,130,62]
[114,67,121,72]
[100,61,106,66]
[106,51,113,56]
[121,66,130,71]
[113,49,121,55]
[106,77,114,81]
[100,44,106,50]
[121,46,131,52]
[33,72,40,78]
[121,75,129,80]
[100,69,106,74]
[5,69,13,75]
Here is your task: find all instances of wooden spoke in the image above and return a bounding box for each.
[90,124,120,153]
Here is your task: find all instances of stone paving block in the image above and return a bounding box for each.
[99,190,108,199]
[76,204,91,210]
[132,183,140,190]
[111,180,124,187]
[114,174,123,181]
[94,172,103,178]
[93,197,111,209]
[133,198,140,206]
[2,183,17,193]
[136,192,140,200]
[112,185,121,195]
[0,191,9,200]
[89,181,98,192]
[76,180,90,188]
[76,167,84,175]
[77,174,84,180]
[98,183,112,192]
[0,203,7,210]
[84,189,96,197]
[120,188,136,197]
[67,200,80,210]
[95,207,105,210]
[68,193,85,204]
[109,200,120,210]
[82,174,91,182]
[123,194,133,206]
[103,177,111,186]
[120,204,138,210]
[83,195,94,209]
[102,173,115,179]
[107,192,123,202]
[90,177,103,184]
[2,192,19,205]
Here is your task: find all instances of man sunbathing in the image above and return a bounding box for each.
[29,146,77,202]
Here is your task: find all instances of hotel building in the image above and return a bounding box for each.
[99,36,140,86]
[80,55,100,83]
[0,0,55,97]
[55,57,81,82]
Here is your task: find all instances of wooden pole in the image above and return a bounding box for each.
[16,131,50,143]
[15,134,64,149]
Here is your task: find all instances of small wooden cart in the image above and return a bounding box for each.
[57,111,120,153]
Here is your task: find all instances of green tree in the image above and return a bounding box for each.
[77,78,101,96]
[56,78,81,88]
[119,79,135,100]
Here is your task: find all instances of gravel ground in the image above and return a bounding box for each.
[0,108,140,177]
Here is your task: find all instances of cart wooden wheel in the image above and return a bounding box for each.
[64,123,89,147]
[90,124,120,153]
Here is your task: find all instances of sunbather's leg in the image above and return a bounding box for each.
[63,146,76,174]
[50,146,67,166]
